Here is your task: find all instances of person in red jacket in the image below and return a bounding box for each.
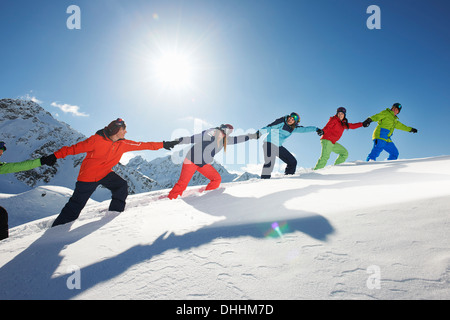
[51,118,179,227]
[314,107,363,170]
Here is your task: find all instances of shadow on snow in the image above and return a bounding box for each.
[1,157,448,299]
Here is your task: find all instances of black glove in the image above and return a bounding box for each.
[163,140,180,150]
[316,128,324,136]
[362,118,373,127]
[410,128,418,133]
[40,154,57,166]
[248,131,260,140]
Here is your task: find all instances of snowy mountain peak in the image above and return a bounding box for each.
[1,98,86,193]
[1,98,50,120]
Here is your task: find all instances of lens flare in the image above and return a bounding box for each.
[264,221,288,238]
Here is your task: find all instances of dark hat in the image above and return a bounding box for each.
[392,103,402,113]
[336,107,347,115]
[105,118,126,136]
[0,141,6,152]
[218,124,234,135]
[289,112,300,124]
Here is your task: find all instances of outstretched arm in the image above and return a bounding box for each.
[258,117,285,135]
[176,129,214,145]
[293,126,319,133]
[121,140,164,152]
[395,121,413,132]
[0,159,41,174]
[348,122,363,129]
[54,135,96,159]
[363,110,388,127]
[227,134,253,145]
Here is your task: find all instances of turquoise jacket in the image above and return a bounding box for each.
[260,116,318,147]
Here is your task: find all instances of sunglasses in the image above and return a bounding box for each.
[289,114,299,122]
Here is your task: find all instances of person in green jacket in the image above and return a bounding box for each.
[363,103,418,161]
[0,141,57,240]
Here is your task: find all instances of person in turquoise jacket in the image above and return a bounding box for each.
[0,141,56,240]
[258,113,322,179]
[363,103,418,161]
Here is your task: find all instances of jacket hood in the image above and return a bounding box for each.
[96,128,106,137]
[95,129,125,142]
[386,108,399,119]
[96,129,113,141]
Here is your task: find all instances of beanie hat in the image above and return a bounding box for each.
[0,142,6,152]
[218,124,234,135]
[336,107,347,116]
[105,118,126,136]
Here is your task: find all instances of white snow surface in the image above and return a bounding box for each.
[0,156,449,300]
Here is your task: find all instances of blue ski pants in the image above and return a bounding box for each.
[366,139,399,161]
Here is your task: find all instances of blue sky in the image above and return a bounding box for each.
[1,0,449,173]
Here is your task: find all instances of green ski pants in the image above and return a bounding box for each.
[314,139,349,170]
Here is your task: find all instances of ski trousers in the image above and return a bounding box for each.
[261,142,297,179]
[0,206,8,241]
[52,172,128,227]
[314,139,349,170]
[168,158,221,200]
[366,139,399,161]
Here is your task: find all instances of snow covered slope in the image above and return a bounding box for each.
[0,186,99,228]
[0,156,449,300]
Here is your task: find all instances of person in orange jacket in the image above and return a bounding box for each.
[51,118,179,227]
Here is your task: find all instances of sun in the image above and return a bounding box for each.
[153,52,194,90]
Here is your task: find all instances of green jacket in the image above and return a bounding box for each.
[370,108,412,142]
[0,159,41,175]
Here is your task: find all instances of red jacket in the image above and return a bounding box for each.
[321,116,362,144]
[54,130,163,182]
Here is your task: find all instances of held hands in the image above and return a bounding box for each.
[163,140,181,150]
[40,154,57,166]
[248,131,261,140]
[362,118,373,127]
[316,128,324,136]
[410,128,418,133]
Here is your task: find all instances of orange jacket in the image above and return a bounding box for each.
[54,130,163,182]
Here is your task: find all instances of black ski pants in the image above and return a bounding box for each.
[261,142,297,179]
[0,206,8,240]
[52,172,128,227]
